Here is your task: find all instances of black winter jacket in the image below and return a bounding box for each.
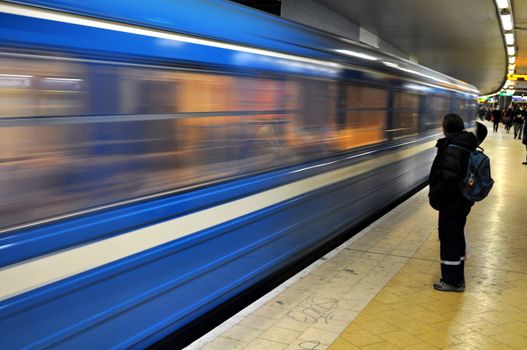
[428,131,478,211]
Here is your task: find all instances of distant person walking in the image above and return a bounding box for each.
[523,119,527,165]
[504,106,513,133]
[478,105,488,121]
[513,106,523,139]
[491,108,501,132]
[428,114,488,292]
[519,106,527,140]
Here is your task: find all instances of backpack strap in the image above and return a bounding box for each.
[447,144,471,153]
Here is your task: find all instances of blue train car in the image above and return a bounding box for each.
[0,0,478,348]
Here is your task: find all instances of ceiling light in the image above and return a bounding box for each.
[500,11,513,31]
[504,32,514,45]
[335,49,378,61]
[509,56,516,64]
[495,0,509,9]
[507,46,515,55]
[508,64,515,70]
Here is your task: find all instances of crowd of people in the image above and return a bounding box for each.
[478,103,527,164]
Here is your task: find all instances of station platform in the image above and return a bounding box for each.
[187,124,527,350]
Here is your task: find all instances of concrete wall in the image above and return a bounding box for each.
[280,0,408,60]
[281,0,360,42]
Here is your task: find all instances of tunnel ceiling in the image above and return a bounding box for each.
[316,0,512,95]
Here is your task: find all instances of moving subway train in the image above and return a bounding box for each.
[0,0,478,348]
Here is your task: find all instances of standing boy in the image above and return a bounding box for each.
[428,114,480,292]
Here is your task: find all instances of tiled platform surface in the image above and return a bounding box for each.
[188,124,527,350]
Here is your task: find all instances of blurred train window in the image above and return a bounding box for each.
[0,74,35,117]
[299,79,336,129]
[0,57,86,117]
[455,95,467,121]
[337,85,387,150]
[391,91,419,138]
[176,72,236,113]
[289,79,338,157]
[465,97,478,122]
[117,67,178,114]
[426,95,450,130]
[235,77,290,111]
[456,95,477,123]
[456,95,465,112]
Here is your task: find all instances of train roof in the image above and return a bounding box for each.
[5,0,478,94]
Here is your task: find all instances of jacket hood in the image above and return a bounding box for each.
[447,131,478,150]
[436,130,478,151]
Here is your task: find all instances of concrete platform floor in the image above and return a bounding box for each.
[187,123,527,350]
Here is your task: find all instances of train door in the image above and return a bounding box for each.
[418,94,427,134]
[426,94,450,132]
[296,78,337,157]
[136,79,176,155]
[390,90,419,139]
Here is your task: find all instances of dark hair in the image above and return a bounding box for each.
[442,113,465,133]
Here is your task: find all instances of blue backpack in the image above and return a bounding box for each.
[448,144,494,201]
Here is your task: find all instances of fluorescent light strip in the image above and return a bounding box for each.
[43,77,83,82]
[0,74,33,78]
[500,13,513,31]
[507,46,515,56]
[504,32,514,45]
[335,49,378,61]
[509,56,516,64]
[0,3,340,69]
[0,141,434,301]
[495,0,509,9]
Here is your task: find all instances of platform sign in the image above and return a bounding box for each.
[507,74,527,81]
